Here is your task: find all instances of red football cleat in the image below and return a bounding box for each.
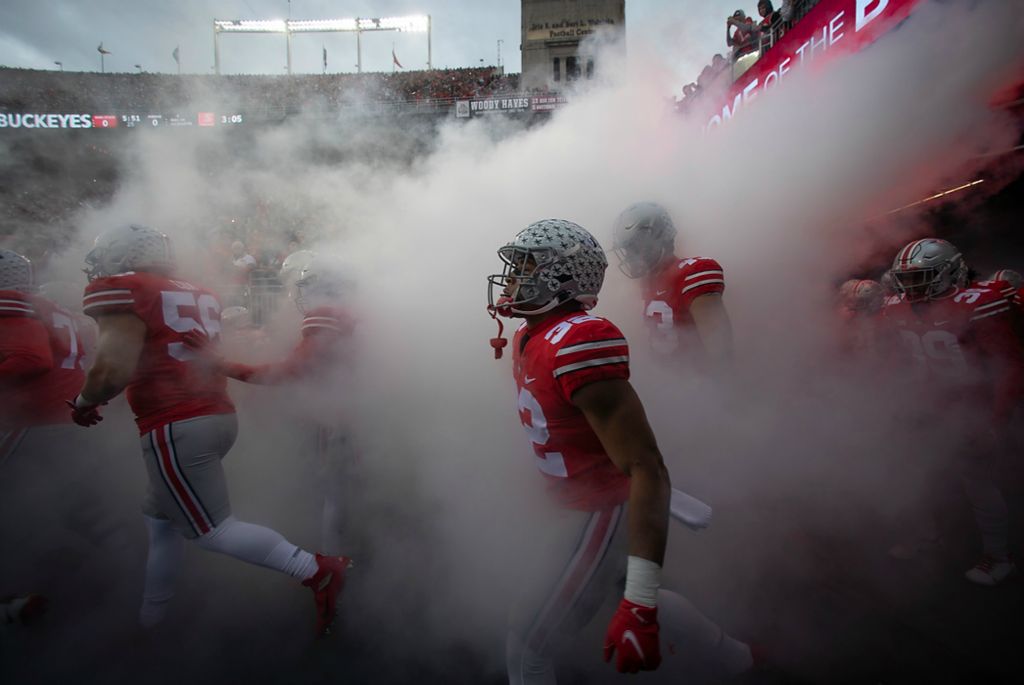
[302,554,351,636]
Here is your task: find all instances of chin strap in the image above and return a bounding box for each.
[487,305,508,359]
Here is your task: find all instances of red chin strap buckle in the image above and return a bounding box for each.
[487,304,509,359]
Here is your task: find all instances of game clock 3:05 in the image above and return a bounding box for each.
[220,114,244,124]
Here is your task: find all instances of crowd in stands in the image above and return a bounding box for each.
[677,0,811,114]
[0,66,521,118]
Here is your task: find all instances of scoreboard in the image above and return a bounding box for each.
[0,111,247,130]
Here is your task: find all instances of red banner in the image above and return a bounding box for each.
[705,0,921,129]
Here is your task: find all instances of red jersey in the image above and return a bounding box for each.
[882,283,1023,426]
[1,290,89,429]
[83,272,235,434]
[511,309,631,510]
[641,257,725,357]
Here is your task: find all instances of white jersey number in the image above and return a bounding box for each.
[50,313,84,369]
[162,291,222,362]
[899,329,969,380]
[517,387,568,478]
[645,300,679,354]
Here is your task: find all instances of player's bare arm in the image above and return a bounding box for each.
[572,378,671,565]
[80,311,146,404]
[689,293,735,367]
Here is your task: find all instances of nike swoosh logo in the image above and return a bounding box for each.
[655,290,668,296]
[524,376,536,384]
[622,630,645,660]
[629,607,648,624]
[934,321,949,325]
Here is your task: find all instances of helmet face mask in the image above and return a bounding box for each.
[611,202,677,279]
[890,238,966,303]
[0,250,35,292]
[488,219,607,318]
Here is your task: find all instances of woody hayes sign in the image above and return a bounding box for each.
[706,0,921,129]
[470,97,531,114]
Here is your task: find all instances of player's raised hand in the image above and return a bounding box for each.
[603,598,661,673]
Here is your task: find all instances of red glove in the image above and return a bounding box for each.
[66,396,104,427]
[603,598,661,673]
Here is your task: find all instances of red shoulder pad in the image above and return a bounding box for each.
[675,257,725,306]
[82,274,141,318]
[969,285,1014,323]
[0,289,36,318]
[547,314,630,399]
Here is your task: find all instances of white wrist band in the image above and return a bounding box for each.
[74,394,95,409]
[624,555,661,607]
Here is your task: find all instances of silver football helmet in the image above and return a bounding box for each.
[989,269,1022,290]
[279,249,316,286]
[838,279,884,313]
[611,202,677,279]
[488,219,607,317]
[0,249,34,292]
[890,238,966,302]
[295,257,354,314]
[84,224,175,281]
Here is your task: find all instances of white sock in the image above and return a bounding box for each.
[195,516,317,580]
[140,516,185,627]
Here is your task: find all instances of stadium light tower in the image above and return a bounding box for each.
[213,15,432,75]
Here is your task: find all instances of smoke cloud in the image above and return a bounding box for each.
[3,1,1023,682]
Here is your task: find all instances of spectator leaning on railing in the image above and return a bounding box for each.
[726,10,760,60]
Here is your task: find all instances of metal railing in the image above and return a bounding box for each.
[248,271,284,325]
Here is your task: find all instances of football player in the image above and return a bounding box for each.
[885,238,1022,585]
[1,249,88,628]
[487,219,753,681]
[68,225,350,634]
[184,257,359,556]
[1,250,90,455]
[836,279,887,360]
[611,202,733,367]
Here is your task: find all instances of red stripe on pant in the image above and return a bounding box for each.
[526,507,616,652]
[154,425,211,535]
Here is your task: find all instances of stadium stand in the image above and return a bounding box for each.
[0,66,522,119]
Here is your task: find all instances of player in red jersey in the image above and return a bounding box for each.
[69,224,350,635]
[611,202,733,367]
[488,219,753,681]
[836,278,888,362]
[185,257,359,555]
[0,249,90,627]
[1,251,91,443]
[885,238,1022,585]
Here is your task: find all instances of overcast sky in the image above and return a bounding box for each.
[0,1,730,83]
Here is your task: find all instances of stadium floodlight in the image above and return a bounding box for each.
[213,14,432,75]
